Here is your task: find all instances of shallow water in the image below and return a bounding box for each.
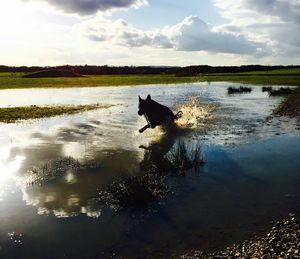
[0,82,299,258]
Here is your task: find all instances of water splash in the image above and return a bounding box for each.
[175,96,215,129]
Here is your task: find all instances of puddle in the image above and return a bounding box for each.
[0,82,299,258]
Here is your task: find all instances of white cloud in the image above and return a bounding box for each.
[83,17,174,48]
[213,0,300,61]
[85,15,266,56]
[171,16,265,55]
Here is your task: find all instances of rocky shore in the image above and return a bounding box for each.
[181,214,300,259]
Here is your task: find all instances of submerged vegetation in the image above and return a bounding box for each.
[165,141,204,175]
[97,171,168,211]
[95,142,204,211]
[26,157,102,186]
[0,104,111,123]
[227,86,252,94]
[262,86,272,92]
[269,87,293,96]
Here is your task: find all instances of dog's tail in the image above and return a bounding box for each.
[174,111,183,120]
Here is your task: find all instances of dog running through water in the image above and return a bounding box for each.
[138,94,182,133]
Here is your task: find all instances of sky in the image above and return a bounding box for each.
[0,0,300,66]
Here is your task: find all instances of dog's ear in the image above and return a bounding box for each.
[146,94,151,101]
[139,96,142,102]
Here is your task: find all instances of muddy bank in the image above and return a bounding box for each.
[275,87,300,120]
[181,215,300,259]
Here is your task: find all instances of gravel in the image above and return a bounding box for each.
[181,214,300,259]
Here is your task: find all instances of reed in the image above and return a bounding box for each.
[166,141,204,175]
[227,86,252,94]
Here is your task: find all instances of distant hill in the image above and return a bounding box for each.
[22,69,82,78]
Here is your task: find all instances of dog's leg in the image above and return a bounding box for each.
[139,145,149,150]
[139,124,150,133]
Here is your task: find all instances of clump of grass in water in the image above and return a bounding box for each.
[227,86,252,94]
[165,141,204,176]
[0,104,112,123]
[95,142,204,211]
[26,156,101,186]
[262,86,272,92]
[97,171,168,211]
[269,87,293,96]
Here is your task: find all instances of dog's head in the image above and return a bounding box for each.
[138,94,151,116]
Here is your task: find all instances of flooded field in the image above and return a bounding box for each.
[0,82,299,258]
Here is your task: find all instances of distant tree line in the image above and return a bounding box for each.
[0,64,299,75]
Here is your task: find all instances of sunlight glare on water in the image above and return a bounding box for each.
[0,146,24,201]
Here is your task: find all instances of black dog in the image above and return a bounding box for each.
[138,94,182,133]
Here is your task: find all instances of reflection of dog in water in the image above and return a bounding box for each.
[138,94,182,133]
[139,130,177,172]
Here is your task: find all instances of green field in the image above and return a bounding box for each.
[202,68,300,87]
[0,69,300,90]
[0,104,112,123]
[0,73,200,90]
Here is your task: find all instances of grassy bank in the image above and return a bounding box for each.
[1,69,300,90]
[0,104,111,123]
[0,73,200,90]
[202,68,300,87]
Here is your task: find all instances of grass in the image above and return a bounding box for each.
[0,104,111,123]
[27,157,78,185]
[1,69,300,90]
[269,87,293,96]
[0,73,200,90]
[262,86,272,92]
[96,141,204,211]
[235,68,300,75]
[0,69,300,90]
[199,68,300,87]
[97,172,168,211]
[227,86,252,94]
[166,141,204,175]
